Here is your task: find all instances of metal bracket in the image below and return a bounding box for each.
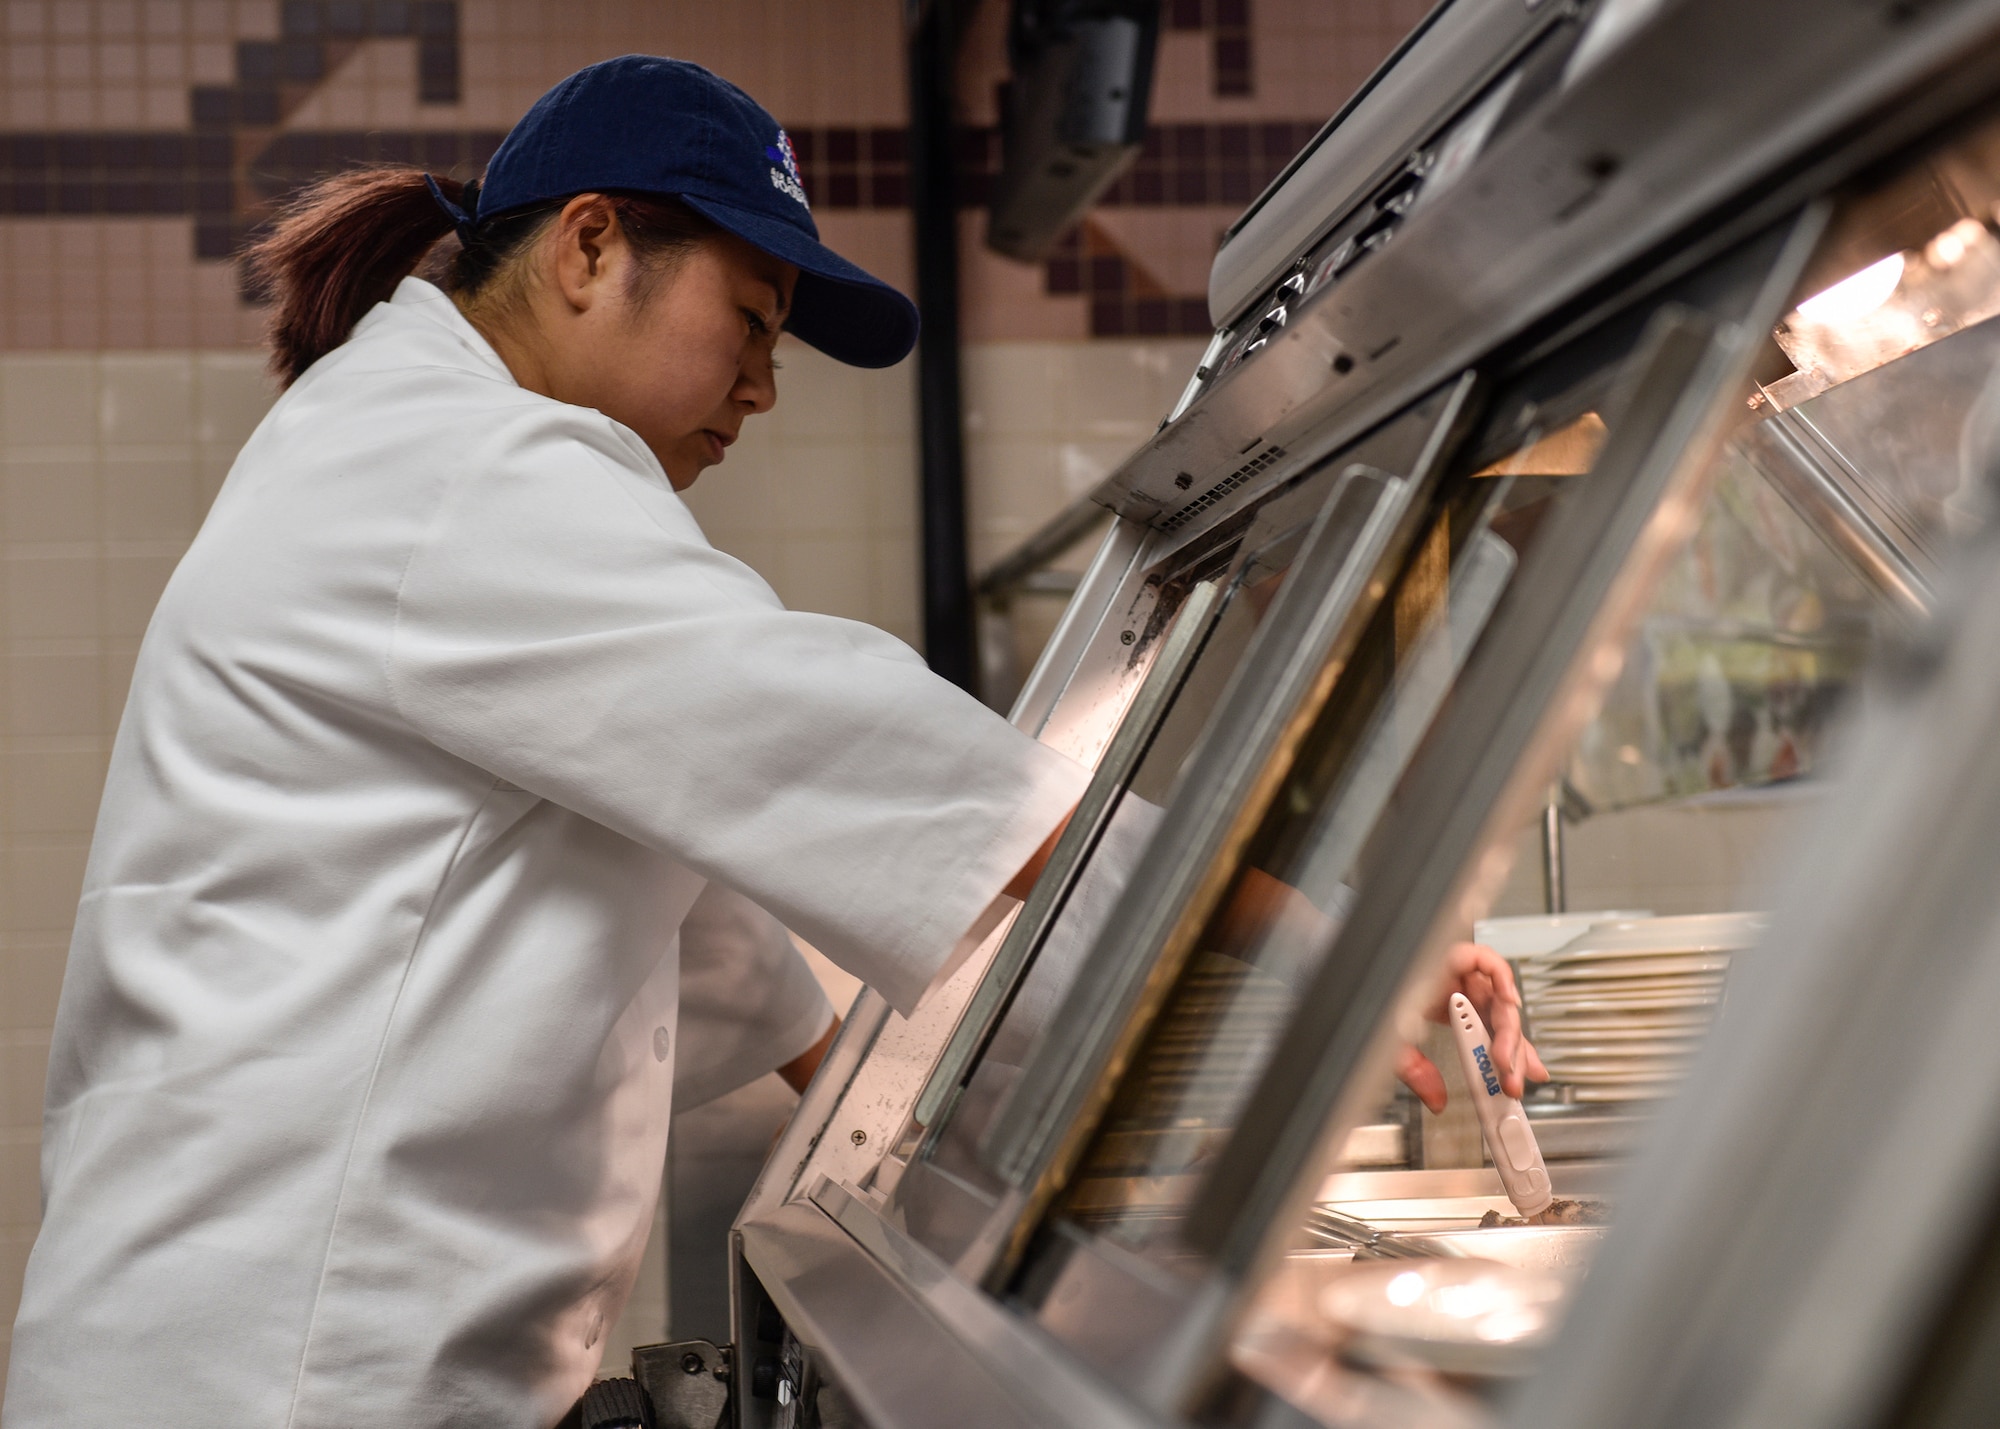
[631,1339,732,1429]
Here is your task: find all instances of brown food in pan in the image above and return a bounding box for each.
[1478,1197,1608,1228]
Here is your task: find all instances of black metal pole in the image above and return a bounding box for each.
[907,0,977,690]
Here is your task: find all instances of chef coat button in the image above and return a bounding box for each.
[653,1026,672,1062]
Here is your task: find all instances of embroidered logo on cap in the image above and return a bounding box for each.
[766,130,809,210]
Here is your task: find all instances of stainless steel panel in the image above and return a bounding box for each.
[735,1183,1169,1429]
[735,989,895,1227]
[1207,0,1555,327]
[1112,0,2000,536]
[1007,518,1152,752]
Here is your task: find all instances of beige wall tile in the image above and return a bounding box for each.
[101,551,179,638]
[0,1133,40,1226]
[1,749,104,837]
[773,535,874,624]
[101,639,141,730]
[194,448,236,508]
[100,454,197,541]
[0,941,70,1035]
[862,362,916,439]
[770,346,872,443]
[99,354,194,446]
[4,845,87,936]
[1048,340,1206,438]
[1,356,98,452]
[0,1035,49,1130]
[1057,438,1143,501]
[861,445,917,538]
[4,554,99,641]
[967,436,1064,537]
[679,476,763,548]
[0,457,97,543]
[780,443,872,539]
[713,532,782,590]
[964,343,1061,440]
[0,1227,34,1349]
[6,652,102,738]
[193,355,274,451]
[866,535,920,649]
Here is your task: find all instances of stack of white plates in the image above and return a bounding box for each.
[1515,913,1765,1102]
[1474,912,1652,961]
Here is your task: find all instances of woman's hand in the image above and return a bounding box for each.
[776,1016,840,1095]
[1396,942,1547,1113]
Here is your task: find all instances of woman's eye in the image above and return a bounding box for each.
[743,309,770,335]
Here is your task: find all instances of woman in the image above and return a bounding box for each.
[3,55,1536,1428]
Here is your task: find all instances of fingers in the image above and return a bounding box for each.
[1396,1044,1448,1114]
[1422,941,1516,1021]
[1483,985,1533,1098]
[1420,941,1546,1097]
[1521,1033,1548,1086]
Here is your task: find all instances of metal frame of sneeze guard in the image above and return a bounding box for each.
[972,220,1820,1424]
[966,374,1481,1286]
[910,577,1227,1137]
[1170,248,1823,1426]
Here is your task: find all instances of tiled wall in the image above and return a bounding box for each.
[0,0,1429,1389]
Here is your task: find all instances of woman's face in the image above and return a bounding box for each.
[485,199,800,490]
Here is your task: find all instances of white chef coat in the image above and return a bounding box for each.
[673,883,833,1110]
[2,278,1088,1429]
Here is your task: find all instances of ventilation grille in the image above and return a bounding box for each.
[1159,443,1287,531]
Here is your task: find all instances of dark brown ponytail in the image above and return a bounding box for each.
[247,168,719,389]
[247,169,465,388]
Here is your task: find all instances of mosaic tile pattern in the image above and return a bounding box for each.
[1044,221,1214,337]
[0,115,1316,334]
[1167,0,1254,97]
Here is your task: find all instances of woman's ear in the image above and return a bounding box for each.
[550,193,625,313]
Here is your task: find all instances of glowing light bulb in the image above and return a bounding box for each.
[1794,252,1905,325]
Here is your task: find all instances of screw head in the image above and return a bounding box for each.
[850,1128,868,1146]
[1119,629,1135,645]
[682,1352,705,1375]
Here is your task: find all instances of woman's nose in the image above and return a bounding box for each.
[737,356,778,413]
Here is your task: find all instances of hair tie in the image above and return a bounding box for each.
[423,173,479,246]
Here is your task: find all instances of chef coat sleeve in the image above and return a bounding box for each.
[675,883,835,1111]
[386,406,1090,1015]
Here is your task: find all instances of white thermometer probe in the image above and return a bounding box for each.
[1448,991,1552,1217]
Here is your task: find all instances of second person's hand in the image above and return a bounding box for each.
[1396,942,1547,1113]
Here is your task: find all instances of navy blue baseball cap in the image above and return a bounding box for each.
[465,55,918,369]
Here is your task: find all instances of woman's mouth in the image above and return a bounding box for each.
[702,429,733,463]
